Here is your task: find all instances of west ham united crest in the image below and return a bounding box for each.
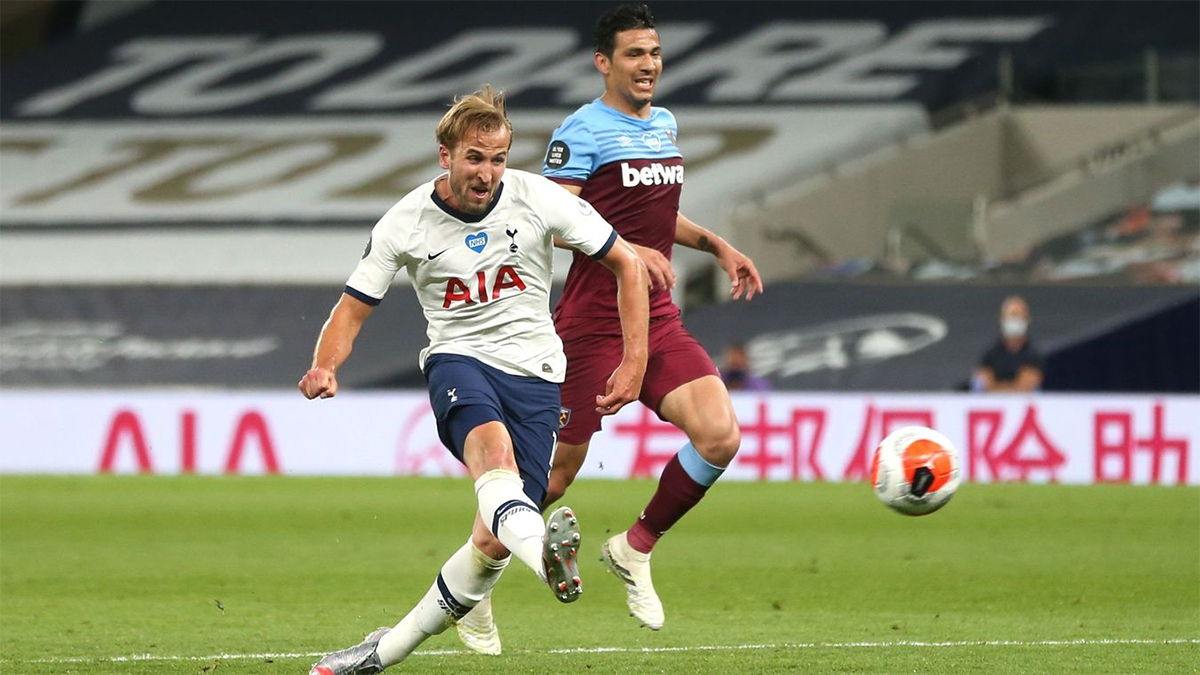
[558,407,571,428]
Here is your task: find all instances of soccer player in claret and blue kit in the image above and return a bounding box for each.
[299,85,649,675]
[455,3,764,652]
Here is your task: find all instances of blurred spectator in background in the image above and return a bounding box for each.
[720,342,771,392]
[972,295,1044,392]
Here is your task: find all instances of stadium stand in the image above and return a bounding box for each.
[1,0,1197,393]
[734,106,1199,282]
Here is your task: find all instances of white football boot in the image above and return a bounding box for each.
[309,627,388,675]
[456,595,501,656]
[601,532,664,630]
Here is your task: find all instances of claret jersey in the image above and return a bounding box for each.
[543,99,682,320]
[345,169,617,383]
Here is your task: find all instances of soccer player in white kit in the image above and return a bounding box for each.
[299,86,649,675]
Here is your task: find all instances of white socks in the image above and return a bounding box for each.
[473,469,547,579]
[373,470,542,668]
[376,540,510,667]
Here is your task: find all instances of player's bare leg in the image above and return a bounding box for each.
[658,375,740,471]
[454,423,541,575]
[459,440,588,654]
[458,440,585,653]
[315,421,580,673]
[606,375,739,630]
[543,441,590,509]
[311,527,508,675]
[461,421,581,600]
[456,501,583,657]
[455,514,508,656]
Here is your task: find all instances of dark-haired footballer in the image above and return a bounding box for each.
[456,4,764,653]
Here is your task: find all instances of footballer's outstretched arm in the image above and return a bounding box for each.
[675,212,763,301]
[298,293,375,399]
[593,236,649,416]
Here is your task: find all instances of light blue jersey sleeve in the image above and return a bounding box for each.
[660,108,679,140]
[542,114,599,183]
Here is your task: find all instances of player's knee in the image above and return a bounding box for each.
[694,420,740,467]
[467,426,519,472]
[481,445,518,473]
[471,528,509,559]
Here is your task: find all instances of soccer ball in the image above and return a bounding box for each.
[870,426,960,516]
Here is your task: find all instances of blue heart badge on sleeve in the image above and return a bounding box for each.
[465,232,488,253]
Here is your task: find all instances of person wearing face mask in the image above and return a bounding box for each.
[972,295,1045,392]
[720,342,771,392]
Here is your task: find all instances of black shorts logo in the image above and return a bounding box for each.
[546,140,571,168]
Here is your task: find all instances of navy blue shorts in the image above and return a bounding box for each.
[423,354,561,503]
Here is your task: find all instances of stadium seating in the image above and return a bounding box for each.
[1,0,1197,392]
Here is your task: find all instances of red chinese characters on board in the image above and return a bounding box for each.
[967,405,1066,482]
[842,404,934,481]
[614,401,935,481]
[614,404,829,480]
[1094,402,1188,485]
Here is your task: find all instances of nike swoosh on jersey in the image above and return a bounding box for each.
[427,249,449,260]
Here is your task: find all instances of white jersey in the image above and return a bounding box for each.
[345,168,617,383]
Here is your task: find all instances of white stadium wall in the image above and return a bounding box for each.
[1,391,1195,485]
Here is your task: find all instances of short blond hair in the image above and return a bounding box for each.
[436,85,512,150]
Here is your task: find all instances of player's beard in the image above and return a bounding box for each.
[621,79,655,113]
[459,183,493,215]
[448,177,494,215]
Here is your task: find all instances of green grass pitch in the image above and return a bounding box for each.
[1,476,1196,675]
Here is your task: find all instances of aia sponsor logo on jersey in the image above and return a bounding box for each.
[442,265,526,308]
[620,162,684,188]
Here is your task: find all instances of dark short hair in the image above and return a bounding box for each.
[595,3,656,57]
